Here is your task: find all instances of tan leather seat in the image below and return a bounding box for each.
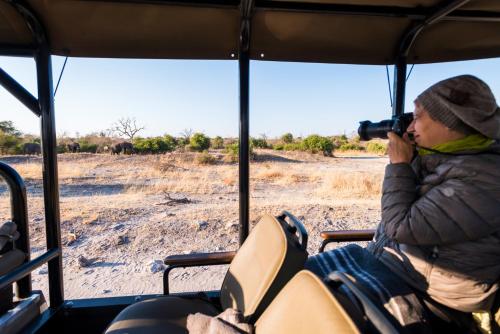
[105,213,308,334]
[255,270,361,334]
[106,297,218,334]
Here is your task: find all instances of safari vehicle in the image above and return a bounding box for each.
[1,0,499,333]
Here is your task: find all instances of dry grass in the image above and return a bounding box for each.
[320,171,383,198]
[2,151,385,202]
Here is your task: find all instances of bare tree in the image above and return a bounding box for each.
[179,128,193,141]
[111,117,145,140]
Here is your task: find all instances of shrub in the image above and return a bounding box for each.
[281,133,294,144]
[211,136,224,149]
[134,137,175,154]
[79,141,98,153]
[302,135,334,156]
[197,151,218,165]
[0,130,23,155]
[250,137,269,149]
[283,142,305,151]
[57,144,68,154]
[338,143,365,152]
[331,135,348,148]
[176,137,189,148]
[189,133,210,152]
[163,135,177,150]
[273,143,284,151]
[366,142,387,155]
[224,142,254,162]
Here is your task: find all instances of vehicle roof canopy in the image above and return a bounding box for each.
[1,0,500,64]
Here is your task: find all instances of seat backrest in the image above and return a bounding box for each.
[255,270,361,334]
[220,213,308,322]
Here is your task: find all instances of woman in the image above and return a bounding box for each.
[307,75,500,332]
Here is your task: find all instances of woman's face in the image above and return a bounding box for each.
[407,103,465,148]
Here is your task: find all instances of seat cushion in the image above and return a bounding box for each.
[255,270,360,334]
[105,296,218,334]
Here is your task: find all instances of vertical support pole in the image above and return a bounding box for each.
[391,57,407,117]
[35,44,64,308]
[238,49,250,245]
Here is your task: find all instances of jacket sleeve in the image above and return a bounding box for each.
[381,163,500,245]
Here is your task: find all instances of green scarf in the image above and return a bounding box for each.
[418,134,494,156]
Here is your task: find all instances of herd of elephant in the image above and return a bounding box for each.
[21,141,134,155]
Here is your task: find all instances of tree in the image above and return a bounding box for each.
[180,128,193,141]
[111,117,144,140]
[0,121,21,136]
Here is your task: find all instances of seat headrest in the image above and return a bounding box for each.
[220,213,308,321]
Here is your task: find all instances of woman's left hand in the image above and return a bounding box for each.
[387,132,414,164]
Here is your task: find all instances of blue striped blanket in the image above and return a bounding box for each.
[305,244,432,333]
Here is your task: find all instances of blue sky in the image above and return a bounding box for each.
[1,56,500,138]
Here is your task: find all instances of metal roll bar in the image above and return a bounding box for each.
[238,0,254,244]
[0,161,31,297]
[392,0,472,117]
[6,0,64,308]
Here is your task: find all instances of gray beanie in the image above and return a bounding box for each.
[415,75,500,139]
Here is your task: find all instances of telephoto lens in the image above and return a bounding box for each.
[358,119,394,141]
[358,113,413,141]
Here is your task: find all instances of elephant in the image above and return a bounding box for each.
[67,142,80,153]
[111,142,134,155]
[23,142,41,155]
[121,142,134,154]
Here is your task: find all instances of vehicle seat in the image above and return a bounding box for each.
[255,270,361,334]
[0,221,25,315]
[105,213,308,334]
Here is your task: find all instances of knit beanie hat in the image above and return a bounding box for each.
[415,75,500,139]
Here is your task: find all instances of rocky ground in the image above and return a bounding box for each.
[0,150,387,300]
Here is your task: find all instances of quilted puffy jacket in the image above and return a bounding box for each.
[368,143,500,312]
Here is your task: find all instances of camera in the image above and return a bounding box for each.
[358,113,413,141]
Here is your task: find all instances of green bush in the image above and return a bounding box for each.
[189,133,210,152]
[163,135,177,150]
[211,136,224,149]
[303,135,334,156]
[366,142,387,154]
[79,141,98,153]
[250,137,269,149]
[331,135,348,148]
[134,137,175,154]
[338,143,365,152]
[273,143,284,151]
[224,142,254,162]
[57,144,68,154]
[0,130,23,155]
[283,142,305,151]
[197,151,218,165]
[176,137,189,148]
[281,133,294,144]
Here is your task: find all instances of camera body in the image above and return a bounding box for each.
[358,113,413,141]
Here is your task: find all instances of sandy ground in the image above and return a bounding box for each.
[0,150,387,301]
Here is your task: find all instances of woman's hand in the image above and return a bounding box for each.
[387,132,414,164]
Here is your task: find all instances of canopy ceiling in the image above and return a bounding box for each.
[1,0,500,64]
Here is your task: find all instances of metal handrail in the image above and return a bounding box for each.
[0,249,60,291]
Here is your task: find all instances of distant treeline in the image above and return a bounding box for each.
[0,120,387,156]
